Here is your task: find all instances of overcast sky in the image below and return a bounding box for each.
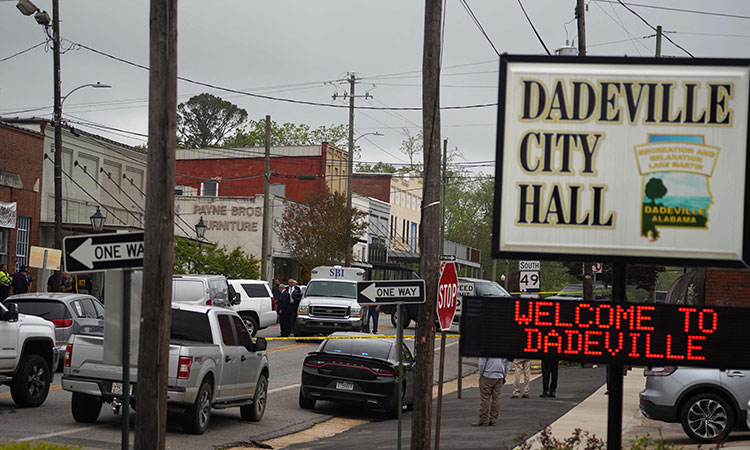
[1,0,748,172]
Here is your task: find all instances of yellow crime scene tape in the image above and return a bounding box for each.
[265,334,461,341]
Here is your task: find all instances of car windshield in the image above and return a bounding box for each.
[475,282,512,297]
[322,338,393,360]
[305,280,357,299]
[10,299,69,320]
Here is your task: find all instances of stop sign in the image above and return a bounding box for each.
[437,262,458,331]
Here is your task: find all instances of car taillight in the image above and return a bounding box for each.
[372,366,395,377]
[64,343,73,367]
[271,297,276,311]
[52,319,73,327]
[205,299,212,306]
[644,366,677,377]
[304,359,326,368]
[177,356,193,380]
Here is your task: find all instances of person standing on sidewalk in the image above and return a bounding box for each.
[540,358,559,398]
[472,356,511,427]
[0,264,11,301]
[511,358,531,398]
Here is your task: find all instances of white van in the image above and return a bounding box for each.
[228,279,276,337]
[172,274,240,309]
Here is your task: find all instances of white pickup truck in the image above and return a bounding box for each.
[61,303,269,434]
[295,266,367,337]
[0,302,58,407]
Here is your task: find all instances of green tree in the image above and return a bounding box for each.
[177,93,248,148]
[224,118,349,149]
[645,177,668,205]
[174,236,260,279]
[276,190,368,271]
[355,161,397,173]
[399,128,423,173]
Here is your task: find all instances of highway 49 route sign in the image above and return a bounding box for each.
[63,232,144,273]
[357,279,426,305]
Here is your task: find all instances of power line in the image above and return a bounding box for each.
[0,42,46,64]
[614,0,694,57]
[594,0,648,55]
[592,1,750,20]
[458,0,500,57]
[516,0,551,55]
[71,41,496,111]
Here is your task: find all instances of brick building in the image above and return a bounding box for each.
[175,143,349,203]
[0,121,45,272]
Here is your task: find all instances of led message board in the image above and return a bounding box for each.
[460,296,750,369]
[493,55,750,266]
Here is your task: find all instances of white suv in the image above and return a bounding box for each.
[229,280,276,337]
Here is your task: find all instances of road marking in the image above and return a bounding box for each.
[268,342,313,353]
[268,383,300,394]
[17,424,103,442]
[0,384,62,399]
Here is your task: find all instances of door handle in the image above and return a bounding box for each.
[241,355,247,362]
[225,356,231,363]
[727,371,746,378]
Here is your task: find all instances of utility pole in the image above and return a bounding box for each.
[261,115,271,281]
[51,0,62,292]
[346,73,355,266]
[413,0,443,448]
[135,0,177,449]
[576,0,586,56]
[655,25,663,57]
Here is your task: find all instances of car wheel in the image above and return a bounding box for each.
[10,354,50,407]
[183,379,212,434]
[390,310,411,329]
[241,374,267,422]
[71,392,102,423]
[241,314,259,337]
[680,393,733,444]
[298,388,316,410]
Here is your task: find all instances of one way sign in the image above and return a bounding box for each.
[63,232,144,273]
[357,280,426,305]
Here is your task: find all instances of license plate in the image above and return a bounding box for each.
[111,382,132,395]
[335,380,354,391]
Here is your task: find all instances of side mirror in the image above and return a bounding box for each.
[232,292,241,305]
[254,337,267,352]
[5,303,18,322]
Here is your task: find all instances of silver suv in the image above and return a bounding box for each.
[639,366,750,443]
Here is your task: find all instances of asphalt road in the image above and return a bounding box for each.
[0,314,471,449]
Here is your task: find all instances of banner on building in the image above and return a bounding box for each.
[0,202,16,228]
[493,55,750,266]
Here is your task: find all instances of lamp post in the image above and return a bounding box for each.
[89,206,105,232]
[62,82,112,106]
[195,216,206,248]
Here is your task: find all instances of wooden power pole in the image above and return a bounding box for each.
[576,0,586,56]
[135,1,177,449]
[412,0,443,449]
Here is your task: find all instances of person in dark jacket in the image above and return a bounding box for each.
[11,265,31,294]
[278,284,295,337]
[289,279,302,334]
[271,278,282,302]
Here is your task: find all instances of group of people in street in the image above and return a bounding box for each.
[0,264,33,301]
[473,356,559,426]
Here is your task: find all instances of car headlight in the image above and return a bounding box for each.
[298,302,309,315]
[351,305,361,318]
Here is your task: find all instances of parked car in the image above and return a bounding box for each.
[299,332,414,418]
[640,366,750,443]
[62,303,269,434]
[229,279,276,337]
[545,284,610,301]
[4,293,104,369]
[172,274,240,308]
[0,301,58,407]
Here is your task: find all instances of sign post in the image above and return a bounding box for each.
[435,262,458,450]
[356,279,425,450]
[64,231,144,450]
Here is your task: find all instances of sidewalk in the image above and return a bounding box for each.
[538,368,750,449]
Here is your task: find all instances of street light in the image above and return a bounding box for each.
[353,131,384,144]
[500,273,507,289]
[61,82,112,106]
[89,207,105,232]
[195,216,206,248]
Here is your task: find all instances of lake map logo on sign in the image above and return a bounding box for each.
[634,135,720,241]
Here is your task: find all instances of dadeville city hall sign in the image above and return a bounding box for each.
[460,297,750,369]
[493,55,750,266]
